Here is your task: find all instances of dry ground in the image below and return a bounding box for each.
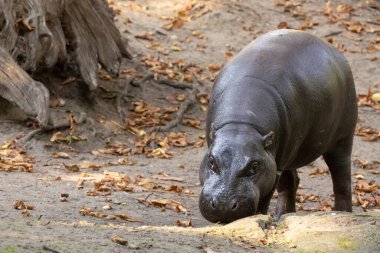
[0,0,379,252]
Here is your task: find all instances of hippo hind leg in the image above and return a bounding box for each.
[323,136,353,212]
[274,170,299,221]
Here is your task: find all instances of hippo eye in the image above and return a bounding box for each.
[209,156,218,173]
[247,161,260,177]
[251,161,259,169]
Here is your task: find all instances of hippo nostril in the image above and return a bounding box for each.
[232,202,238,211]
[211,200,216,209]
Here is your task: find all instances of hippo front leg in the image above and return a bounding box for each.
[274,170,299,221]
[199,154,211,186]
[257,173,279,215]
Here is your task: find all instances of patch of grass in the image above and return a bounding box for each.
[338,236,355,250]
[0,246,19,253]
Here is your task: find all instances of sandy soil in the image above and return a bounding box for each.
[0,0,379,252]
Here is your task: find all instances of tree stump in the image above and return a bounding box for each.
[0,0,132,125]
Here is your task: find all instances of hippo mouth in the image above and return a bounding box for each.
[199,195,256,223]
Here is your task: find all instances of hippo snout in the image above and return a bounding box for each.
[199,193,256,223]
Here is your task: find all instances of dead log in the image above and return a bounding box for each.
[0,46,49,126]
[0,0,131,125]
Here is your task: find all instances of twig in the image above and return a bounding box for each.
[367,21,380,26]
[144,193,154,201]
[19,112,87,143]
[148,88,199,133]
[157,78,193,90]
[0,119,25,124]
[135,73,193,90]
[42,246,62,253]
[324,31,343,37]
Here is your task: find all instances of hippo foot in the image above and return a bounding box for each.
[273,212,284,222]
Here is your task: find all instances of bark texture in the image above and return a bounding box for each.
[0,46,49,126]
[0,0,131,125]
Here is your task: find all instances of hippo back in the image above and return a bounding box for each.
[207,29,357,170]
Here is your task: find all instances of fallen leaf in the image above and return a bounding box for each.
[163,17,185,31]
[136,178,160,190]
[135,32,154,41]
[86,191,100,196]
[50,132,87,143]
[355,125,380,141]
[21,210,30,217]
[153,175,185,182]
[115,214,142,222]
[354,159,380,170]
[336,4,353,13]
[355,174,365,180]
[175,220,192,227]
[176,94,186,102]
[324,1,333,15]
[78,161,102,170]
[146,148,173,159]
[277,21,290,29]
[283,0,303,11]
[197,94,210,105]
[64,163,80,172]
[372,93,380,102]
[318,201,333,211]
[171,44,182,51]
[162,185,185,193]
[99,73,112,81]
[80,208,108,218]
[49,98,66,108]
[225,51,234,60]
[51,152,70,159]
[182,119,201,129]
[60,193,69,202]
[77,179,85,189]
[345,21,365,33]
[13,200,26,210]
[357,88,380,111]
[168,132,188,147]
[309,167,329,176]
[207,64,222,72]
[355,180,377,194]
[203,246,217,253]
[111,236,128,246]
[138,198,188,213]
[0,140,34,172]
[103,204,112,210]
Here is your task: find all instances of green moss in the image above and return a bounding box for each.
[0,246,19,253]
[338,236,355,250]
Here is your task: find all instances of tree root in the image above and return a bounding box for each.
[133,73,194,90]
[148,88,199,133]
[113,64,207,132]
[19,112,87,143]
[116,77,135,124]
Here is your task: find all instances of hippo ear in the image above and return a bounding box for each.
[263,131,274,149]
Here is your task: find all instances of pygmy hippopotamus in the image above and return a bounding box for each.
[199,29,357,223]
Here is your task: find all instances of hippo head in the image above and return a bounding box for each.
[199,125,277,223]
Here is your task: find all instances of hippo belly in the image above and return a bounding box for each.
[199,29,357,223]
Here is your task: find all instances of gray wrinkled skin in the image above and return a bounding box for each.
[199,29,358,223]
